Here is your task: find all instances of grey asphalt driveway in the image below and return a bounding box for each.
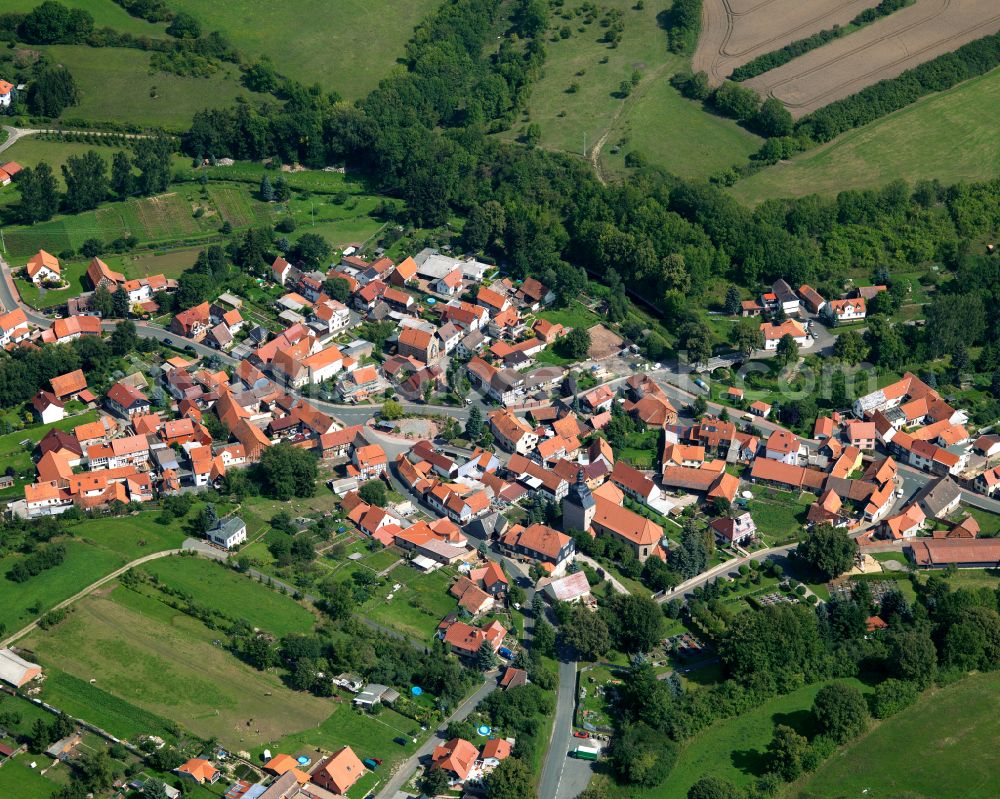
[375,674,500,799]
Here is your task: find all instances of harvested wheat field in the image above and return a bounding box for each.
[693,0,882,84]
[743,0,1000,116]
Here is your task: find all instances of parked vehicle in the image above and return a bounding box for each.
[363,759,379,770]
[570,745,600,761]
[393,737,407,746]
[572,731,590,739]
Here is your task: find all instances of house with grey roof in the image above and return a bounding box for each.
[353,683,400,708]
[915,477,962,520]
[208,516,247,549]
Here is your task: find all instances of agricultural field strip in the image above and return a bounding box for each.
[729,66,1000,202]
[744,0,1000,116]
[24,589,330,747]
[693,0,883,84]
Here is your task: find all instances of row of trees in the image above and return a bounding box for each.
[4,1,240,64]
[798,29,1000,141]
[730,0,913,81]
[663,0,702,54]
[11,0,94,44]
[6,542,66,582]
[13,136,173,223]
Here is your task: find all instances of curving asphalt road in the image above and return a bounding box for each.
[0,125,40,157]
[0,254,475,428]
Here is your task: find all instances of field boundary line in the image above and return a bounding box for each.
[0,548,182,649]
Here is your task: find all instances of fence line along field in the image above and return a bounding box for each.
[742,0,1000,117]
[730,65,1000,203]
[693,0,884,84]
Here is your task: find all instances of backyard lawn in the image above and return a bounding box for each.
[0,409,97,475]
[0,752,60,799]
[967,507,1000,536]
[746,490,815,544]
[259,699,425,799]
[576,664,619,730]
[106,246,204,279]
[360,563,459,641]
[15,259,94,308]
[537,300,601,331]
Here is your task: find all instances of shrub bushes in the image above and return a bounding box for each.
[797,30,1000,142]
[664,0,701,54]
[6,543,67,583]
[870,678,918,719]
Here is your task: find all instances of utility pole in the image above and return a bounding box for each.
[583,132,587,158]
[0,228,5,255]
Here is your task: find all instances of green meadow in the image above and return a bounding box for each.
[732,67,1000,205]
[165,0,440,98]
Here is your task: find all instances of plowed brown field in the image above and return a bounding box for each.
[745,0,1000,117]
[695,0,1000,118]
[693,0,883,83]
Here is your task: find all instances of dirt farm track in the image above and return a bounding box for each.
[694,0,1000,117]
